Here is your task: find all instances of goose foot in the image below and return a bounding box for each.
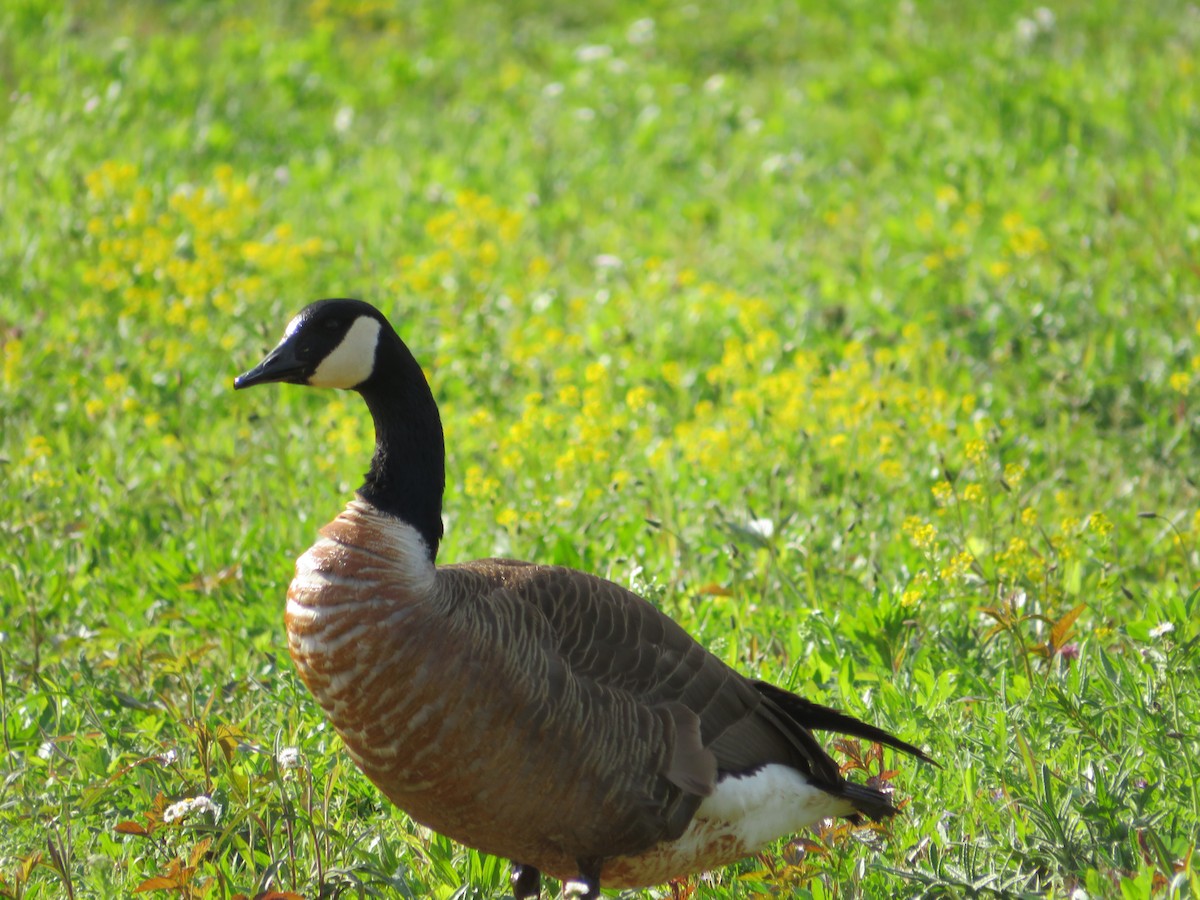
[563,859,601,899]
[511,862,541,900]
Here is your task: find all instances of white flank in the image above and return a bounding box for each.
[308,316,381,388]
[692,765,852,852]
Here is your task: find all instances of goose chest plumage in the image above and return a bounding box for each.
[234,298,931,898]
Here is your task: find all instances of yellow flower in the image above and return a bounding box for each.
[625,386,651,412]
[660,361,683,388]
[1020,507,1038,526]
[1169,371,1191,395]
[878,458,903,481]
[1088,512,1114,537]
[961,483,984,504]
[496,508,519,529]
[931,480,953,504]
[902,516,938,550]
[935,185,960,208]
[965,439,988,465]
[901,571,931,607]
[25,435,52,461]
[939,551,974,582]
[1003,463,1025,487]
[2,337,22,388]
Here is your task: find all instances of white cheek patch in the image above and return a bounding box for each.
[309,317,381,388]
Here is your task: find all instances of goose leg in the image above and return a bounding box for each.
[562,859,602,899]
[511,862,541,900]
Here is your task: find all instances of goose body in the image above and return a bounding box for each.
[235,299,929,897]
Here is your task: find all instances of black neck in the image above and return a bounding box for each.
[354,331,445,562]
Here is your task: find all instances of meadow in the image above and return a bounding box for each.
[2,0,1199,896]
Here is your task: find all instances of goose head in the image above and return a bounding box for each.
[235,299,447,560]
[234,298,390,391]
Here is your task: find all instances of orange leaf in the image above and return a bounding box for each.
[1050,603,1086,650]
[697,583,732,596]
[189,837,213,868]
[134,875,181,892]
[115,821,148,836]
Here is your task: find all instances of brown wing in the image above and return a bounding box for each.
[439,559,908,859]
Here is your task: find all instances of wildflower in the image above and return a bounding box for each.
[965,439,988,465]
[961,483,984,505]
[496,508,519,529]
[2,337,23,388]
[25,435,51,461]
[1149,622,1174,639]
[931,481,953,505]
[1169,371,1191,395]
[163,795,218,824]
[1088,512,1114,537]
[574,44,613,63]
[901,571,931,607]
[746,518,775,540]
[1020,507,1038,526]
[1058,643,1080,661]
[1003,463,1025,487]
[626,17,655,44]
[939,551,975,582]
[277,747,301,770]
[625,386,651,411]
[902,516,938,551]
[935,185,960,208]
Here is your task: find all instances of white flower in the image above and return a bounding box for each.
[277,747,301,771]
[574,44,612,64]
[747,517,775,540]
[704,74,727,94]
[1015,17,1039,45]
[163,795,218,824]
[626,18,656,45]
[333,106,354,134]
[1149,621,1175,639]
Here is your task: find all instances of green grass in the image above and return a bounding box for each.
[2,0,1199,897]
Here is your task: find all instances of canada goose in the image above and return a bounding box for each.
[234,298,931,899]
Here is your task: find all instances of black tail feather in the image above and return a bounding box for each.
[839,781,901,821]
[752,680,937,766]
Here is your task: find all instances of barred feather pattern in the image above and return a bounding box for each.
[285,500,905,888]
